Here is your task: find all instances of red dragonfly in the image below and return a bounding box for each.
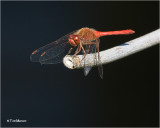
[30,27,135,78]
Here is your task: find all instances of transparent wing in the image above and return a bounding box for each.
[84,43,96,76]
[39,42,71,63]
[83,39,103,78]
[96,39,103,79]
[39,44,71,64]
[30,30,75,64]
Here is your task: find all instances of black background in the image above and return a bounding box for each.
[1,1,159,127]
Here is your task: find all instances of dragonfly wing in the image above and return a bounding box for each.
[39,43,71,64]
[96,39,103,79]
[84,44,96,76]
[40,51,68,64]
[84,45,91,76]
[30,30,75,63]
[97,56,103,79]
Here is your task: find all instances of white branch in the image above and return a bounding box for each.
[63,29,160,69]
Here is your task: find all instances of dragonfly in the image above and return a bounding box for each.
[30,27,135,79]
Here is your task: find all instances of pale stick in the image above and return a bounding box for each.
[63,29,160,69]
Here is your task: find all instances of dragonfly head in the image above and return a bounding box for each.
[68,34,80,46]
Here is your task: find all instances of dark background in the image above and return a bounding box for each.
[1,1,159,127]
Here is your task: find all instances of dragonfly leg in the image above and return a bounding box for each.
[96,41,100,61]
[73,44,82,56]
[81,44,87,62]
[83,42,97,62]
[94,43,97,63]
[67,47,73,55]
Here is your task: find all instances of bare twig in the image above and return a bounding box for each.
[63,29,160,69]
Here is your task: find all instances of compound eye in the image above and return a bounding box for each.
[74,36,78,40]
[68,39,76,46]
